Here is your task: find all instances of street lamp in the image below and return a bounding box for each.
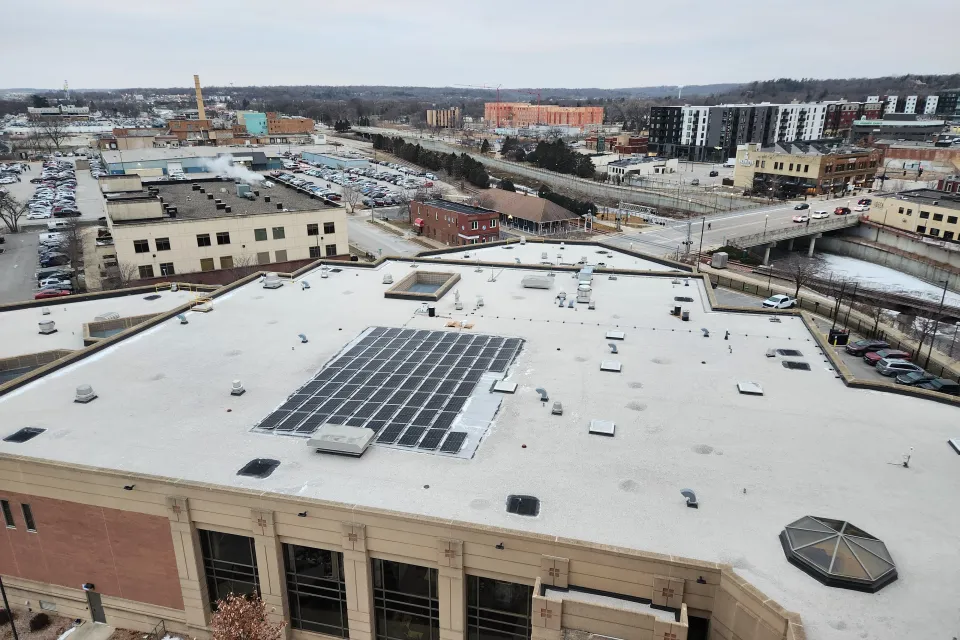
[924,279,950,369]
[950,321,960,359]
[763,214,769,238]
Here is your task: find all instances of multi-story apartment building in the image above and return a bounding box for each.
[96,176,348,281]
[823,101,884,137]
[426,108,462,129]
[733,141,881,197]
[484,103,603,129]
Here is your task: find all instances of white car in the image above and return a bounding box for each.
[762,294,797,309]
[854,204,870,212]
[792,215,809,223]
[811,210,829,219]
[27,212,51,219]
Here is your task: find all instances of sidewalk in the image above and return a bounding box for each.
[368,217,443,250]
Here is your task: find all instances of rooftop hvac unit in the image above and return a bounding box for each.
[522,275,552,289]
[711,252,729,269]
[38,320,57,334]
[262,273,283,289]
[94,312,120,322]
[307,424,375,457]
[236,184,252,198]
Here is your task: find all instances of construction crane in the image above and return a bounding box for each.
[193,74,207,121]
[454,84,502,127]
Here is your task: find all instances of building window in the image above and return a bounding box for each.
[138,265,155,278]
[21,504,36,532]
[199,530,260,610]
[916,226,926,233]
[220,256,234,269]
[948,216,958,225]
[307,223,319,236]
[159,262,175,276]
[1,500,14,528]
[466,575,532,640]
[930,228,940,237]
[471,220,479,230]
[275,250,288,262]
[200,258,215,272]
[933,213,943,222]
[197,234,212,247]
[898,207,904,214]
[254,228,268,241]
[257,252,270,265]
[284,544,349,638]
[217,231,231,245]
[803,165,809,173]
[919,211,929,219]
[324,222,336,234]
[372,559,439,640]
[325,244,338,257]
[155,237,171,251]
[310,246,322,259]
[490,219,498,228]
[789,163,793,171]
[133,239,149,253]
[272,227,285,240]
[944,231,956,241]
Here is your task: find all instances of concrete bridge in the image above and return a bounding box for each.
[727,215,861,264]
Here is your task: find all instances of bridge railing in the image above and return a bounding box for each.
[728,215,860,248]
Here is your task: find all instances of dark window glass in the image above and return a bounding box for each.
[217,232,231,245]
[948,216,958,225]
[307,224,319,236]
[254,228,268,241]
[326,244,338,257]
[919,211,929,219]
[160,262,175,276]
[138,265,154,278]
[197,234,212,247]
[1,500,14,528]
[155,237,171,251]
[373,559,439,640]
[324,222,336,234]
[133,239,149,253]
[21,504,36,532]
[467,576,532,640]
[199,530,259,610]
[272,227,285,240]
[933,214,943,222]
[310,246,322,259]
[284,544,349,638]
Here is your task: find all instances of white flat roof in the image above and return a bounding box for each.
[425,243,678,272]
[0,289,195,360]
[1,260,957,639]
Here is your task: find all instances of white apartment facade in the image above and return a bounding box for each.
[773,103,827,142]
[679,107,709,146]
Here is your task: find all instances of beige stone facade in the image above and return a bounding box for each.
[0,456,803,640]
[734,143,881,196]
[869,190,960,241]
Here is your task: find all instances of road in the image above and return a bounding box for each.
[346,212,420,257]
[0,232,41,304]
[602,195,861,258]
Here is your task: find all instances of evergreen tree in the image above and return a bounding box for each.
[500,179,516,192]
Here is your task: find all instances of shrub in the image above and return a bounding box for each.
[30,612,51,631]
[0,610,12,624]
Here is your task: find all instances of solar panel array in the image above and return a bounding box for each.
[255,327,523,454]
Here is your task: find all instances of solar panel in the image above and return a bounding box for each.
[440,432,467,453]
[397,427,426,447]
[254,327,525,454]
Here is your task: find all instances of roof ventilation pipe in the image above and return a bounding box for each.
[230,380,246,396]
[262,273,283,289]
[38,320,57,334]
[680,488,699,508]
[74,384,97,403]
[535,387,549,402]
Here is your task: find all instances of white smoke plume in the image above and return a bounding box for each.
[200,156,265,184]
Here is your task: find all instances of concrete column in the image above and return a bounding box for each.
[166,496,211,633]
[787,238,795,251]
[807,233,822,257]
[437,540,465,640]
[251,509,291,638]
[342,522,376,640]
[762,244,772,266]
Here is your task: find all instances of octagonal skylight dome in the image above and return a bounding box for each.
[779,516,897,592]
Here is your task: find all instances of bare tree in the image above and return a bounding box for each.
[342,185,361,214]
[0,191,29,233]
[911,316,940,358]
[224,252,259,282]
[61,220,85,276]
[103,262,140,290]
[780,254,820,298]
[31,116,70,151]
[211,593,286,640]
[856,302,888,338]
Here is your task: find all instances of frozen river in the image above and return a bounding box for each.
[817,253,960,307]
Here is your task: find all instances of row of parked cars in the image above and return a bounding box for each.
[90,157,107,179]
[34,230,75,299]
[844,339,959,395]
[0,162,28,185]
[271,173,342,202]
[26,161,80,219]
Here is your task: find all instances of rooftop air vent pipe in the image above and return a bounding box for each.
[535,388,549,402]
[38,320,57,334]
[680,489,699,509]
[231,380,245,396]
[75,384,97,404]
[262,273,283,289]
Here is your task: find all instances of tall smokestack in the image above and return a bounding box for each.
[193,74,207,121]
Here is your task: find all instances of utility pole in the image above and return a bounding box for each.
[924,279,949,369]
[696,217,706,272]
[0,576,19,640]
[683,220,693,260]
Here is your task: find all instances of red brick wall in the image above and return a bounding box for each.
[0,492,184,611]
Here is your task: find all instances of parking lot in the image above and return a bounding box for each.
[0,232,43,304]
[2,158,106,226]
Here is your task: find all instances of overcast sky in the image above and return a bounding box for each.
[4,0,959,90]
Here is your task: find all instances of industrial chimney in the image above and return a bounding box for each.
[193,74,206,121]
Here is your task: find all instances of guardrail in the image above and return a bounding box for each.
[727,215,860,248]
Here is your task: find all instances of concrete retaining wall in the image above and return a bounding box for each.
[842,224,960,270]
[818,236,960,291]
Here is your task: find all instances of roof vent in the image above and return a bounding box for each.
[782,361,811,371]
[737,381,764,395]
[777,349,803,357]
[492,380,518,393]
[3,427,45,443]
[551,402,563,415]
[74,384,97,403]
[307,424,375,457]
[681,488,699,508]
[608,343,618,354]
[230,380,245,396]
[94,312,120,322]
[177,314,188,324]
[535,387,549,402]
[506,495,540,517]
[600,360,622,372]
[522,275,552,289]
[948,438,960,454]
[606,330,625,340]
[382,274,394,284]
[262,273,283,289]
[589,419,616,436]
[237,458,280,478]
[38,320,57,335]
[298,333,308,343]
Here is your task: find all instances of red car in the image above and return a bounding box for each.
[34,289,71,299]
[863,349,910,366]
[834,207,852,215]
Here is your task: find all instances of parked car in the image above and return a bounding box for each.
[762,294,797,309]
[794,203,810,210]
[811,210,829,219]
[895,371,938,386]
[863,349,911,366]
[792,214,810,223]
[915,378,960,395]
[834,207,852,215]
[845,339,890,356]
[708,170,719,177]
[34,288,71,299]
[690,178,700,186]
[876,358,924,376]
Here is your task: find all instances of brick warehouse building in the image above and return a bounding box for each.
[410,199,499,245]
[484,103,603,129]
[1,244,957,640]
